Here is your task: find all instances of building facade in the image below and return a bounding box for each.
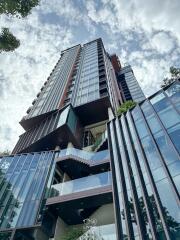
[108,80,180,240]
[117,65,145,103]
[0,39,179,240]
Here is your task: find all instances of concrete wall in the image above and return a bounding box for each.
[90,203,115,226]
[54,217,68,240]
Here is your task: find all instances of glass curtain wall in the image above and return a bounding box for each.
[74,41,100,106]
[108,81,180,240]
[0,151,56,231]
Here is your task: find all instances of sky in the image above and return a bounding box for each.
[0,0,180,152]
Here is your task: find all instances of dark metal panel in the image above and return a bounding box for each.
[108,120,135,240]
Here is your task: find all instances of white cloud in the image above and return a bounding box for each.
[0,0,179,151]
[0,5,74,152]
[151,32,175,54]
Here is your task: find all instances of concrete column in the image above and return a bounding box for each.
[67,142,74,148]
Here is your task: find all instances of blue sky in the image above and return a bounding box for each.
[0,0,180,151]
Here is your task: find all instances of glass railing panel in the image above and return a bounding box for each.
[78,224,116,240]
[91,150,110,161]
[57,148,110,162]
[92,224,116,240]
[49,171,112,198]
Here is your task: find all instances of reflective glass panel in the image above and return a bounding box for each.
[165,81,180,111]
[141,136,162,170]
[156,178,180,229]
[154,130,180,165]
[50,171,111,197]
[150,92,180,129]
[167,124,180,154]
[57,106,70,128]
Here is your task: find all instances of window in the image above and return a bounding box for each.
[154,130,179,165]
[150,92,180,129]
[167,124,180,154]
[141,136,162,170]
[135,118,149,139]
[57,106,70,128]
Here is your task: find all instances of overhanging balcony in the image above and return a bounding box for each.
[49,171,111,198]
[46,172,112,224]
[74,96,111,125]
[12,105,83,154]
[55,148,110,179]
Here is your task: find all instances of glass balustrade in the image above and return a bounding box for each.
[50,171,112,197]
[58,148,109,162]
[78,224,117,240]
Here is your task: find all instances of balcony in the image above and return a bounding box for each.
[50,171,111,198]
[58,148,109,162]
[74,95,111,125]
[13,105,83,154]
[46,172,113,224]
[55,148,110,179]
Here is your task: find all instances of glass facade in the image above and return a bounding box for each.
[108,81,180,240]
[73,41,100,106]
[0,151,56,231]
[12,105,79,154]
[25,45,80,120]
[118,65,145,103]
[6,36,179,240]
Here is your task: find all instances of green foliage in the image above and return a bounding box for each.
[60,227,85,240]
[0,28,20,52]
[0,0,40,18]
[0,149,11,156]
[0,0,40,52]
[117,100,136,116]
[170,66,180,78]
[161,66,180,88]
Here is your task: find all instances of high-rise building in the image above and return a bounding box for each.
[117,65,145,103]
[0,39,179,240]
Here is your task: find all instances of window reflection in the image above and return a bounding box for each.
[141,136,162,170]
[165,81,180,111]
[141,101,162,134]
[154,130,180,165]
[0,152,55,231]
[156,178,180,232]
[168,124,180,154]
[168,161,180,178]
[150,92,180,129]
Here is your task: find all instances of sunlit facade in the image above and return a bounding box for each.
[0,38,179,240]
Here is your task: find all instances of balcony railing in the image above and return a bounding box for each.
[49,171,112,198]
[78,223,116,240]
[57,148,110,162]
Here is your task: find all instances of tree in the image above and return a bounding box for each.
[117,101,136,116]
[0,0,40,18]
[161,66,180,88]
[0,0,40,52]
[0,28,20,52]
[0,149,11,156]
